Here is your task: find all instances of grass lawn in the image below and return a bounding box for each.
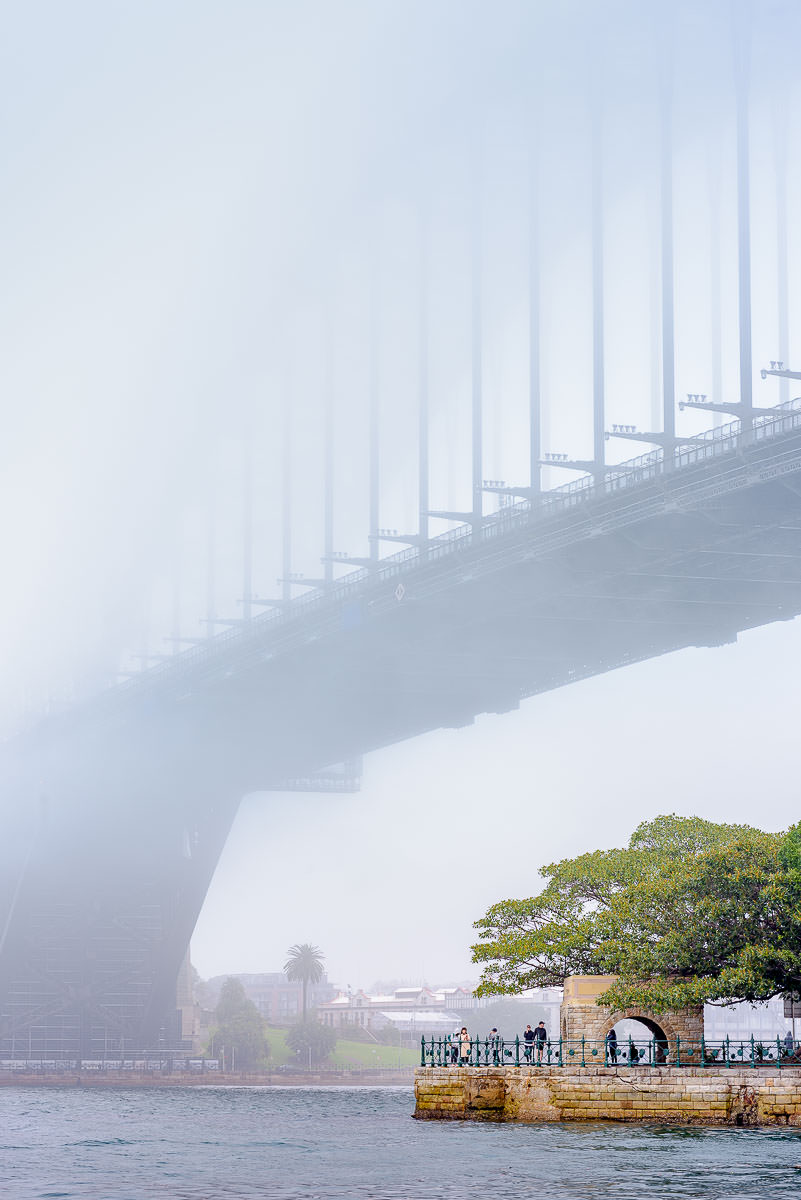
[263,1025,417,1069]
[327,1040,418,1069]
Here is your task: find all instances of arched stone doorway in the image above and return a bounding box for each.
[605,1015,670,1066]
[560,975,704,1064]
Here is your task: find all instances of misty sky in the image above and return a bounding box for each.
[3,0,801,993]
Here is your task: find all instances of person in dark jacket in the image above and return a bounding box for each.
[488,1027,501,1066]
[523,1024,535,1063]
[605,1028,618,1065]
[534,1021,548,1064]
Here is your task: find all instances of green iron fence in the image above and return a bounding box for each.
[420,1034,801,1069]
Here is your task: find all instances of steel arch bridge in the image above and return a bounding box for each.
[3,399,801,1053]
[3,6,801,1053]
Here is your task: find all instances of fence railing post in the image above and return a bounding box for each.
[581,1036,586,1067]
[420,1036,425,1067]
[514,1036,520,1067]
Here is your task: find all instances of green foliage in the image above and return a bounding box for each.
[262,1024,417,1068]
[286,1018,337,1064]
[211,977,270,1069]
[284,943,325,1018]
[472,814,801,1012]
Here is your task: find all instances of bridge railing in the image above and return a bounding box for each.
[0,1053,221,1072]
[420,1034,801,1070]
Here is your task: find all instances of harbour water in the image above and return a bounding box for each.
[0,1085,798,1199]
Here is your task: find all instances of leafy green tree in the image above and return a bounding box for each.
[210,977,270,1070]
[286,1018,337,1065]
[284,943,325,1019]
[472,815,801,1013]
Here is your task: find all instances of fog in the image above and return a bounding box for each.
[2,0,801,993]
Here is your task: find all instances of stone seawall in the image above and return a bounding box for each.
[0,1069,413,1088]
[414,1066,801,1126]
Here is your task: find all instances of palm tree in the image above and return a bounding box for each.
[284,943,325,1019]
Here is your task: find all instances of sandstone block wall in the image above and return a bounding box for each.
[414,1066,801,1126]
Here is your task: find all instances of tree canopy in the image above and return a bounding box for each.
[286,1018,337,1065]
[471,814,801,1012]
[211,977,270,1070]
[284,943,325,1018]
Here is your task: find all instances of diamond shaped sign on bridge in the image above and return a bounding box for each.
[395,583,406,602]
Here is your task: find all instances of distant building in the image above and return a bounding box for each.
[703,995,795,1044]
[200,973,336,1024]
[518,987,563,1031]
[317,984,482,1035]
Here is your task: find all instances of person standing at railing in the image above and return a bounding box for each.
[534,1022,547,1064]
[459,1027,471,1066]
[784,1030,794,1057]
[488,1027,501,1066]
[523,1024,535,1063]
[605,1028,618,1065]
[450,1027,460,1066]
[628,1040,639,1066]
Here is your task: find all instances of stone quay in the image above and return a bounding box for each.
[414,1064,801,1126]
[415,975,801,1125]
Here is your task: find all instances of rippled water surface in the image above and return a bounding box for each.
[0,1085,799,1199]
